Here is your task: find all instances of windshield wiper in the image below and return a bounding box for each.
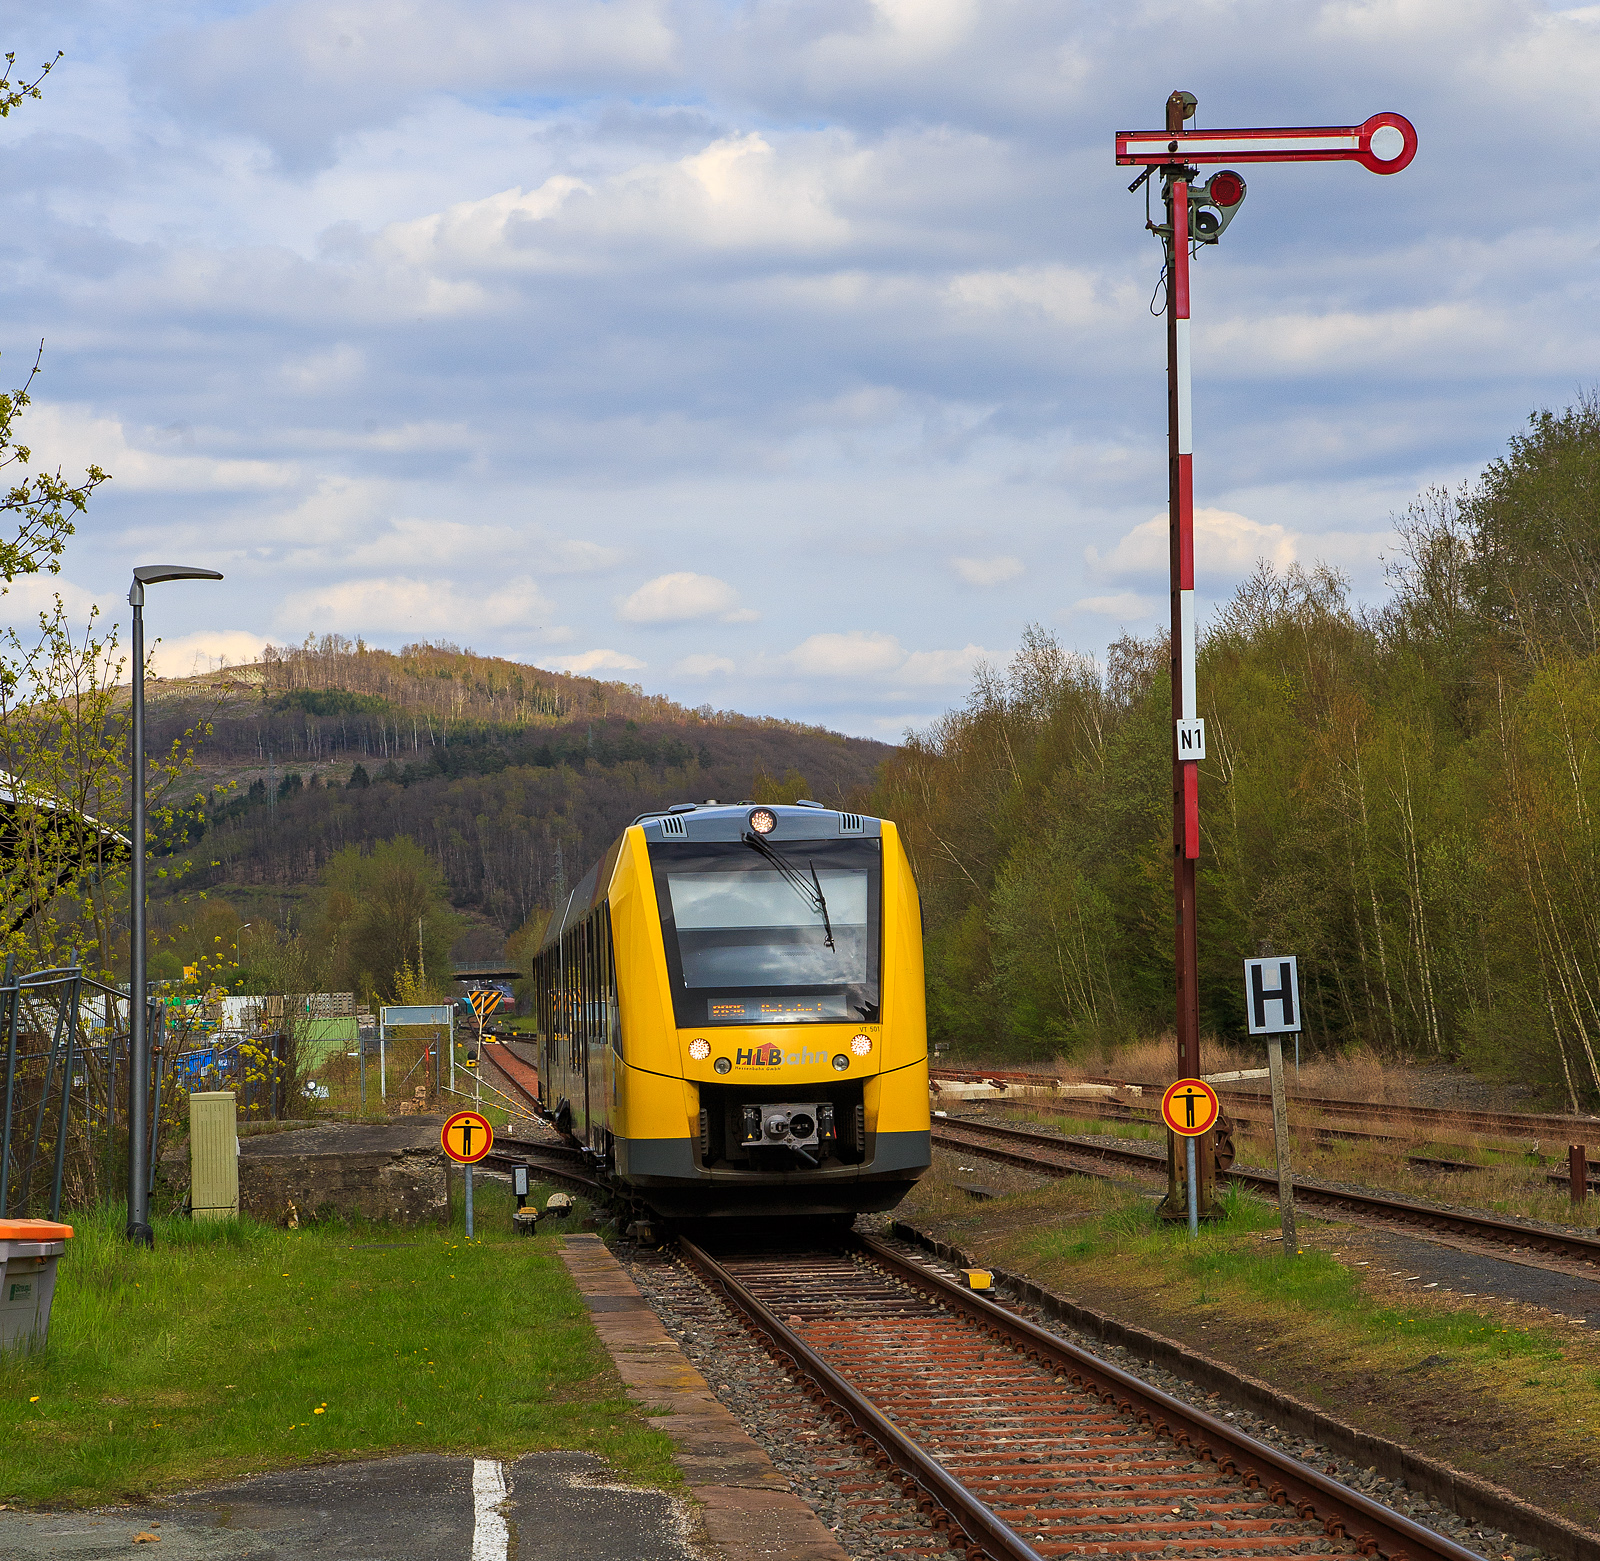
[808,859,835,950]
[741,831,836,950]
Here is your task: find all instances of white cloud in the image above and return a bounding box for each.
[1072,592,1160,620]
[1089,510,1299,581]
[1085,509,1396,593]
[0,573,102,622]
[951,554,1022,587]
[11,0,1600,737]
[896,644,986,686]
[786,631,906,678]
[156,0,679,169]
[541,648,647,673]
[21,403,296,495]
[675,653,736,676]
[781,632,985,688]
[617,572,752,624]
[276,575,556,636]
[149,629,271,679]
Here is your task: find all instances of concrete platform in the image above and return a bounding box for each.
[0,1451,695,1559]
[559,1233,851,1561]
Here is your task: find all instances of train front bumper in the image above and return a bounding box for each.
[614,1130,931,1218]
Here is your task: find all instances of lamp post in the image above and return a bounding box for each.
[126,564,223,1246]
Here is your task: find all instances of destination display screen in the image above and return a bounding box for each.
[707,996,851,1024]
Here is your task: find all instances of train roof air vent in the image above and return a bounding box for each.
[659,814,687,837]
[838,812,865,834]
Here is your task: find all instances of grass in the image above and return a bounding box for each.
[0,1179,677,1508]
[1019,1187,1589,1423]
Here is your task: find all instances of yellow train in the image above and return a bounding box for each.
[531,801,931,1219]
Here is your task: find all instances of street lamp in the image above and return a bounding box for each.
[126,564,223,1246]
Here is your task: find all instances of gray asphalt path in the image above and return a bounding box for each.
[0,1452,696,1560]
[1333,1226,1600,1324]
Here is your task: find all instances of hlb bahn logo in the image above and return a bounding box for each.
[735,1044,829,1068]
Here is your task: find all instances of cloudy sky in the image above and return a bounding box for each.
[4,1,1597,737]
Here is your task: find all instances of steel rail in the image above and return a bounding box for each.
[482,1140,612,1203]
[932,1117,1600,1263]
[494,1135,589,1166]
[677,1233,1048,1561]
[853,1233,1483,1561]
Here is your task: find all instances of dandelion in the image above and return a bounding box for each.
[28,1396,38,1403]
[313,1408,325,1415]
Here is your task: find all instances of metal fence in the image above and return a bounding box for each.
[0,957,291,1220]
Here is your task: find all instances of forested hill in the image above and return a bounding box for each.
[146,637,891,933]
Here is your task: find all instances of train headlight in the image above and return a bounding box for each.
[688,1037,711,1060]
[748,807,777,835]
[832,1054,850,1071]
[714,1056,732,1074]
[850,1033,872,1056]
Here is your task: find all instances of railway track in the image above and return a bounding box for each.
[484,1135,613,1201]
[970,1090,1412,1150]
[676,1231,1481,1561]
[931,1066,1600,1144]
[932,1116,1600,1266]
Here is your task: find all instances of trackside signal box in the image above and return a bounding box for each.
[190,1091,240,1221]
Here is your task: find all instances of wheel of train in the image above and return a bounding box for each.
[530,801,931,1219]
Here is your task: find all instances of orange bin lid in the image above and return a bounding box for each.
[0,1219,73,1241]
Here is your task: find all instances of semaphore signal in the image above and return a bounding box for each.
[1116,112,1417,175]
[1119,91,1416,1222]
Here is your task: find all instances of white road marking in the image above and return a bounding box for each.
[471,1458,509,1561]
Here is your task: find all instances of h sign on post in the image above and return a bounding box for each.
[1244,956,1300,1035]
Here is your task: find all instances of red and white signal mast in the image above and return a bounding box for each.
[1115,93,1416,1216]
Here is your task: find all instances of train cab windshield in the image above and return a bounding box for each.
[650,838,881,1026]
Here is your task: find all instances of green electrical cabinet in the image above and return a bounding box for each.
[190,1091,239,1221]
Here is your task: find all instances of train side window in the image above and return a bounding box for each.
[603,906,621,1057]
[566,926,580,1071]
[585,916,597,1055]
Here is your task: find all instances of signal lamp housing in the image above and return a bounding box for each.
[714,1056,732,1074]
[831,1053,850,1071]
[1189,169,1247,245]
[850,1033,873,1056]
[1208,169,1246,207]
[688,1037,711,1060]
[748,807,777,835]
